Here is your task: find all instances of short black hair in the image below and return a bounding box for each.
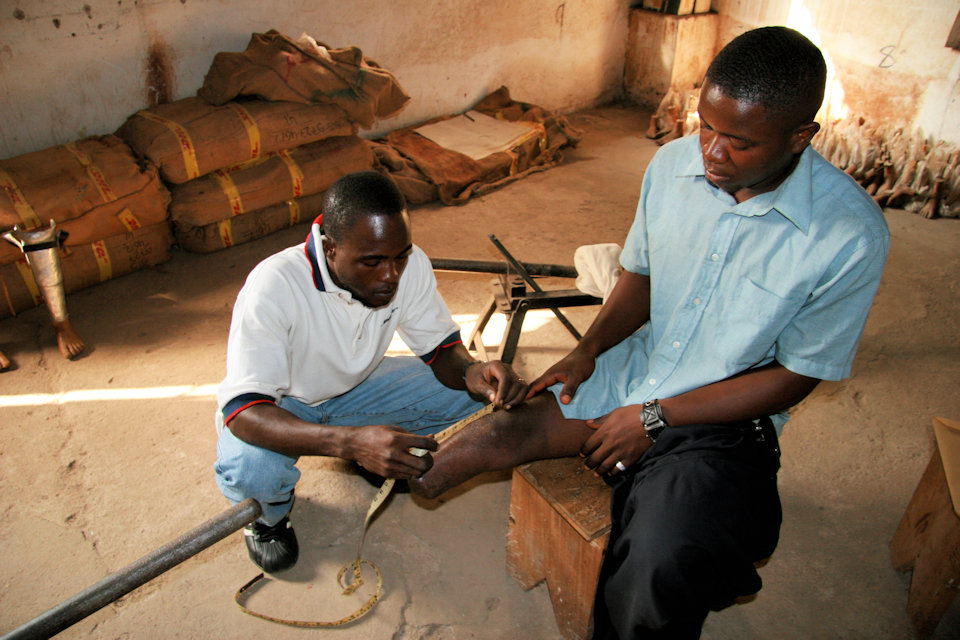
[705,26,827,127]
[321,171,406,242]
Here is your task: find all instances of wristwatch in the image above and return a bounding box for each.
[641,400,669,442]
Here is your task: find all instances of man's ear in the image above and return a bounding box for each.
[321,237,336,259]
[791,122,821,154]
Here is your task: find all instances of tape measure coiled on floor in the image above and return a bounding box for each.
[234,402,496,626]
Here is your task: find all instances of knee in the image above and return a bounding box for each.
[601,520,719,623]
[215,428,300,501]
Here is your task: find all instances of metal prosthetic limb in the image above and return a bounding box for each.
[3,220,86,359]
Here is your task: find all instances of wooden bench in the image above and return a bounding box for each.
[505,456,769,638]
[506,456,612,640]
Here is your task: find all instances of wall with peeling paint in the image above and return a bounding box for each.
[0,0,629,159]
[1,1,958,160]
[711,0,960,144]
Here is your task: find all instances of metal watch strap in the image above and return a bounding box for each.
[641,399,668,441]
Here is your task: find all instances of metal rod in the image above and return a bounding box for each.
[486,235,583,341]
[430,257,578,279]
[2,498,262,640]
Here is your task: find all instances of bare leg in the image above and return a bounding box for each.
[410,393,594,499]
[0,349,9,370]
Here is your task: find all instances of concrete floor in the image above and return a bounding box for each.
[1,104,959,639]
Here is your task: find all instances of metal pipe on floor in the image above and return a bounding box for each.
[430,257,578,279]
[1,498,262,640]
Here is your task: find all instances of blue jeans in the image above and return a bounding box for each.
[214,356,484,525]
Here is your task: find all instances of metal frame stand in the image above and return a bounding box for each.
[434,235,602,364]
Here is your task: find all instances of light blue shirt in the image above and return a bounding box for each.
[620,136,890,424]
[570,134,889,430]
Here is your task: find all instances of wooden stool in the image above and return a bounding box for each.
[506,456,612,640]
[890,440,960,638]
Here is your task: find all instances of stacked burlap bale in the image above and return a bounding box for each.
[369,86,582,205]
[166,136,373,253]
[0,135,171,319]
[117,97,372,253]
[115,30,408,253]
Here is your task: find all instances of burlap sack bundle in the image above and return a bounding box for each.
[116,96,355,185]
[374,86,581,205]
[175,190,326,254]
[198,30,410,129]
[169,135,373,244]
[0,222,173,319]
[0,135,170,265]
[472,86,582,166]
[369,140,440,205]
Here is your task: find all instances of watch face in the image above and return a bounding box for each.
[641,406,659,426]
[646,425,665,442]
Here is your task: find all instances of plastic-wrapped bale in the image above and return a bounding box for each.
[0,135,170,266]
[175,191,326,254]
[169,135,374,252]
[0,222,173,319]
[116,96,355,185]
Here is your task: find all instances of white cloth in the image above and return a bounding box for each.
[574,243,622,301]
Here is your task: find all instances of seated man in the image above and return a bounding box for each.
[214,171,526,573]
[410,27,890,639]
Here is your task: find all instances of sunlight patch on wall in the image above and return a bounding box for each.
[788,0,848,122]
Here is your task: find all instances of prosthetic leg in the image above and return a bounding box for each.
[3,220,86,360]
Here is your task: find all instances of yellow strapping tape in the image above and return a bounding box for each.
[117,208,141,231]
[63,141,117,203]
[227,103,262,160]
[213,170,245,216]
[276,150,304,198]
[91,240,112,281]
[0,168,42,228]
[136,110,201,180]
[218,219,234,248]
[287,199,301,225]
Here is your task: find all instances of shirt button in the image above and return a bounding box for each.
[711,253,720,261]
[693,297,701,305]
[648,378,656,385]
[672,341,680,348]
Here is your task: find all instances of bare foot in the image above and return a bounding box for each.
[0,349,10,370]
[409,394,590,499]
[52,318,86,359]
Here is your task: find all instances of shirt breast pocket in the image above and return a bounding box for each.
[719,277,806,369]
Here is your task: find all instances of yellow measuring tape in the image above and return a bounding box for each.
[234,402,497,626]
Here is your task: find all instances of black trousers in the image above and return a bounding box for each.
[591,421,782,640]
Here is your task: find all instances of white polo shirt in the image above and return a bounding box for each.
[217,222,461,428]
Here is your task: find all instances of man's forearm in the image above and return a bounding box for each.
[429,343,474,390]
[658,362,820,427]
[575,270,652,359]
[228,403,349,458]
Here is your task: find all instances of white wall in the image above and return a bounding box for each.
[711,0,960,144]
[0,0,630,159]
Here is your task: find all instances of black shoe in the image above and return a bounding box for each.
[244,516,299,573]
